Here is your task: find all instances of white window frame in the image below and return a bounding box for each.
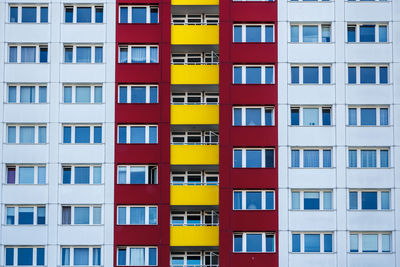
[347,106,389,126]
[170,252,218,267]
[60,246,101,266]
[171,52,218,65]
[170,210,219,226]
[6,205,46,225]
[291,232,334,253]
[62,84,103,104]
[5,165,47,185]
[171,131,219,145]
[233,65,275,84]
[290,65,332,84]
[6,84,47,104]
[6,124,47,144]
[171,92,219,104]
[117,165,158,184]
[290,23,332,43]
[117,247,157,266]
[171,14,219,25]
[118,85,159,104]
[9,4,49,23]
[233,24,275,43]
[64,5,104,23]
[8,44,48,63]
[233,190,275,210]
[291,190,333,210]
[118,45,159,63]
[61,205,102,225]
[117,206,158,225]
[170,171,219,185]
[233,232,276,253]
[233,148,275,168]
[348,190,391,211]
[61,165,102,185]
[349,232,391,253]
[5,246,46,266]
[63,44,103,64]
[119,5,159,24]
[232,106,275,126]
[117,125,158,144]
[346,23,389,43]
[62,124,102,144]
[347,147,390,168]
[290,147,334,168]
[290,106,332,126]
[347,64,389,84]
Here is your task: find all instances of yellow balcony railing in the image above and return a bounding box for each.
[171,105,219,125]
[171,65,219,85]
[171,25,219,45]
[171,185,219,206]
[170,226,219,247]
[171,145,219,165]
[172,0,219,5]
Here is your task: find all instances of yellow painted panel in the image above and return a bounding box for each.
[171,145,219,165]
[171,65,219,85]
[171,185,219,206]
[172,0,219,5]
[171,105,219,125]
[171,25,219,45]
[170,226,219,247]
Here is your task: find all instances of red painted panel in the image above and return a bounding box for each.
[231,169,278,189]
[116,104,162,123]
[231,253,278,267]
[231,85,277,104]
[115,226,161,244]
[115,185,161,203]
[231,127,278,146]
[117,25,162,43]
[231,3,277,22]
[116,64,161,83]
[115,144,161,163]
[231,44,277,63]
[231,211,278,230]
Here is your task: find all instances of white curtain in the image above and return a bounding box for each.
[130,207,145,224]
[361,150,376,167]
[130,248,145,266]
[20,86,35,103]
[62,248,70,265]
[132,47,146,63]
[73,248,89,265]
[21,47,36,62]
[118,167,126,184]
[303,108,319,126]
[93,248,101,266]
[303,150,319,168]
[76,86,91,103]
[150,47,158,63]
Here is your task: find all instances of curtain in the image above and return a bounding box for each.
[350,234,358,252]
[120,7,128,23]
[323,192,332,210]
[73,248,89,265]
[93,166,101,184]
[291,192,300,210]
[118,166,126,184]
[38,126,46,143]
[380,150,389,167]
[38,167,46,184]
[39,86,47,103]
[95,47,103,63]
[303,108,319,126]
[8,86,16,102]
[291,150,300,167]
[362,234,378,252]
[76,86,91,103]
[304,234,320,252]
[130,248,145,266]
[381,192,390,210]
[64,86,72,103]
[62,207,71,224]
[233,192,242,209]
[62,248,70,265]
[349,150,357,167]
[19,167,34,184]
[7,168,16,184]
[303,150,319,168]
[360,108,376,125]
[93,207,101,224]
[20,86,35,103]
[150,47,158,63]
[75,167,90,184]
[8,126,16,143]
[94,86,102,103]
[21,47,36,62]
[323,150,331,168]
[76,47,91,63]
[246,108,261,126]
[361,150,376,167]
[150,86,158,103]
[93,248,101,266]
[380,108,388,125]
[9,47,17,62]
[132,47,146,63]
[118,207,126,225]
[7,207,15,224]
[302,25,318,42]
[130,207,145,224]
[149,207,157,225]
[74,207,90,224]
[382,234,391,252]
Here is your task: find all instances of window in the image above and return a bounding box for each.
[63,125,102,144]
[61,206,101,225]
[291,65,331,84]
[171,252,218,267]
[171,14,219,25]
[6,206,46,225]
[118,125,158,144]
[233,65,274,84]
[291,190,332,210]
[233,233,275,253]
[290,106,332,126]
[9,5,48,23]
[171,52,219,65]
[63,85,103,104]
[7,85,47,104]
[6,165,46,184]
[171,92,218,104]
[117,206,157,225]
[348,148,389,168]
[64,6,103,23]
[8,45,48,63]
[233,24,274,43]
[233,191,275,210]
[233,107,274,126]
[64,45,103,63]
[292,233,333,253]
[62,165,102,184]
[171,171,219,185]
[171,131,219,144]
[119,6,158,23]
[171,211,219,226]
[349,190,390,210]
[348,106,389,126]
[117,247,157,266]
[290,24,331,43]
[350,233,391,253]
[7,125,46,144]
[61,247,101,266]
[117,165,158,184]
[291,148,332,168]
[119,45,158,63]
[233,148,275,168]
[347,24,388,43]
[347,65,388,84]
[5,247,45,266]
[119,85,158,103]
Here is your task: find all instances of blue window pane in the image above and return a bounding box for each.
[74,207,90,224]
[246,26,261,42]
[291,108,299,125]
[20,126,34,143]
[38,126,46,143]
[303,108,318,126]
[131,126,145,143]
[246,192,261,210]
[379,25,387,42]
[380,67,388,84]
[149,248,157,266]
[119,126,127,143]
[64,48,73,63]
[94,126,102,143]
[132,87,146,103]
[233,150,242,167]
[265,67,274,84]
[132,47,146,63]
[266,192,274,210]
[234,26,242,42]
[37,248,45,265]
[324,234,333,252]
[94,86,102,103]
[132,7,146,23]
[348,67,356,84]
[119,87,127,103]
[18,248,33,265]
[65,8,73,23]
[361,150,376,168]
[246,108,261,125]
[233,108,242,126]
[349,192,358,209]
[380,108,388,125]
[348,108,357,125]
[119,48,128,63]
[120,7,128,23]
[76,47,91,63]
[22,7,36,23]
[40,47,47,63]
[360,108,376,125]
[233,192,242,209]
[150,86,158,103]
[234,67,242,84]
[265,109,273,126]
[9,47,17,62]
[75,167,90,184]
[303,67,319,84]
[362,192,377,210]
[95,47,103,63]
[130,167,146,184]
[304,150,319,168]
[21,47,36,63]
[303,25,318,42]
[75,126,90,143]
[265,150,274,168]
[19,207,34,224]
[305,234,320,252]
[73,248,89,265]
[322,109,331,126]
[234,235,242,252]
[8,86,16,103]
[349,150,357,167]
[63,168,71,184]
[246,67,261,84]
[348,26,356,42]
[381,192,390,210]
[246,150,261,168]
[93,248,101,266]
[39,86,47,103]
[292,192,300,210]
[360,67,376,84]
[8,126,16,143]
[304,192,320,210]
[150,47,158,63]
[149,126,157,143]
[10,7,18,23]
[149,207,157,224]
[20,86,35,103]
[360,25,375,42]
[265,26,274,42]
[130,207,145,224]
[95,8,103,23]
[292,234,300,252]
[247,234,262,252]
[291,150,300,168]
[93,167,101,184]
[322,25,330,42]
[323,150,332,168]
[118,207,126,224]
[19,167,34,184]
[362,234,378,252]
[6,248,14,266]
[291,25,299,42]
[323,67,331,84]
[382,234,390,252]
[380,150,389,168]
[350,234,358,252]
[7,207,15,225]
[150,8,158,23]
[63,126,71,143]
[323,192,332,210]
[117,249,126,266]
[62,248,70,265]
[77,7,91,23]
[40,7,48,23]
[39,167,47,184]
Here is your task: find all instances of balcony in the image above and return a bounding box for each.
[171,145,219,165]
[171,105,219,125]
[170,226,219,247]
[171,185,219,206]
[171,65,219,85]
[172,25,219,45]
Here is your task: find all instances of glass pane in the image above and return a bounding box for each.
[117,249,126,266]
[39,86,47,103]
[381,191,390,210]
[38,126,46,143]
[291,108,299,125]
[266,192,274,210]
[8,86,17,103]
[119,47,128,63]
[22,7,36,23]
[324,234,333,252]
[348,108,357,125]
[265,67,274,84]
[130,167,146,184]
[95,8,103,23]
[362,192,377,210]
[348,26,356,42]
[362,234,378,252]
[64,47,73,63]
[233,108,242,126]
[150,86,158,103]
[234,67,242,84]
[130,248,145,265]
[323,192,332,210]
[94,126,102,143]
[75,126,90,143]
[63,167,71,184]
[9,46,17,62]
[348,67,357,84]
[63,126,71,143]
[132,7,146,23]
[350,234,358,252]
[21,47,36,63]
[349,192,358,209]
[361,150,376,168]
[131,87,146,103]
[150,47,158,63]
[62,248,70,265]
[292,234,300,252]
[37,207,46,224]
[20,86,35,103]
[94,86,102,103]
[379,25,387,42]
[291,150,300,168]
[382,234,390,252]
[120,7,128,23]
[323,67,331,84]
[10,7,18,23]
[95,47,103,63]
[360,25,375,42]
[246,26,261,42]
[74,207,90,224]
[73,248,89,265]
[323,150,331,168]
[76,47,91,63]
[246,150,262,168]
[77,7,91,23]
[265,150,274,168]
[291,67,299,84]
[360,108,376,125]
[322,25,331,42]
[132,47,146,63]
[246,192,261,210]
[233,192,242,210]
[379,67,388,84]
[305,234,320,252]
[246,234,262,252]
[360,67,376,84]
[119,86,127,103]
[292,192,300,210]
[291,25,299,42]
[149,207,157,224]
[93,207,101,224]
[18,248,33,265]
[234,26,242,42]
[18,207,34,224]
[246,108,261,125]
[265,109,273,126]
[62,207,71,224]
[131,126,145,143]
[303,25,318,42]
[8,126,16,143]
[303,150,319,168]
[150,8,158,23]
[39,47,47,63]
[149,126,157,143]
[303,108,319,126]
[75,167,90,184]
[380,108,389,125]
[380,150,389,168]
[246,67,261,84]
[118,166,127,184]
[20,126,35,143]
[118,207,126,224]
[149,248,157,265]
[119,126,127,143]
[76,86,91,103]
[234,235,243,252]
[65,8,73,23]
[303,67,319,84]
[265,25,274,42]
[40,7,48,23]
[304,192,320,210]
[233,150,242,168]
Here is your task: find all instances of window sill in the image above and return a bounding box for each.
[4,224,47,226]
[289,209,336,212]
[59,183,104,186]
[62,23,105,25]
[59,224,104,226]
[346,83,391,86]
[5,102,49,105]
[3,184,48,186]
[232,251,276,254]
[290,252,335,254]
[5,62,49,65]
[6,22,50,25]
[345,42,391,44]
[289,125,335,127]
[118,22,160,25]
[347,167,392,170]
[289,83,334,86]
[232,125,275,127]
[289,42,334,44]
[61,63,105,65]
[4,143,48,145]
[60,143,104,145]
[346,125,391,127]
[289,167,335,169]
[61,103,105,105]
[347,209,393,212]
[348,252,393,254]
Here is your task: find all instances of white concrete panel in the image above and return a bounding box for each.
[2,145,49,163]
[345,44,392,63]
[347,254,395,267]
[345,2,392,22]
[4,104,50,122]
[58,226,105,244]
[289,169,336,188]
[289,211,336,231]
[288,44,335,63]
[4,64,50,82]
[58,145,105,163]
[288,2,335,22]
[2,226,48,244]
[2,185,48,204]
[288,85,336,105]
[288,127,335,146]
[5,24,51,42]
[289,253,336,267]
[347,211,394,231]
[58,185,105,204]
[60,24,107,43]
[346,85,393,104]
[59,104,106,123]
[346,127,394,146]
[59,64,106,83]
[346,169,394,189]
